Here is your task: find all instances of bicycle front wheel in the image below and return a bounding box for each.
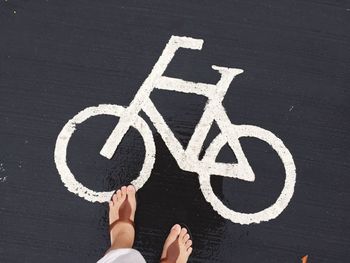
[199,124,296,224]
[54,104,156,203]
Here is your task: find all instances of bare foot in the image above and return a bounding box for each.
[108,185,137,249]
[160,224,193,263]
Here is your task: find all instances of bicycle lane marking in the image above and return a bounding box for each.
[54,35,296,224]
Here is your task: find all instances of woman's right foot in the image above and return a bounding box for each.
[160,224,193,263]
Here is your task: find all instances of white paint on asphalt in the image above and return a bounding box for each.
[55,35,296,224]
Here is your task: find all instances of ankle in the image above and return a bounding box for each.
[110,231,134,248]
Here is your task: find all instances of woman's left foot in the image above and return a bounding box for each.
[109,185,137,249]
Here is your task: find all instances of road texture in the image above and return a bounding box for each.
[0,1,349,262]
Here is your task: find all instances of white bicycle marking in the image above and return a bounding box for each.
[54,35,296,224]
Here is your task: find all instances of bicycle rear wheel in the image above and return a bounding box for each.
[54,104,156,203]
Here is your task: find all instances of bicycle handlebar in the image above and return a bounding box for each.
[168,35,204,51]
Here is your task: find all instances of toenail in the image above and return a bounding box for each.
[172,224,180,231]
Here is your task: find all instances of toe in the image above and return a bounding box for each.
[172,224,181,234]
[167,224,181,241]
[183,233,190,242]
[113,193,118,203]
[163,225,181,248]
[116,190,122,200]
[109,200,114,208]
[179,228,187,240]
[127,185,136,202]
[185,240,192,249]
[187,247,193,255]
[121,186,127,197]
[127,185,136,194]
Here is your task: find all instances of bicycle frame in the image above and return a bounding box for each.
[100,36,254,181]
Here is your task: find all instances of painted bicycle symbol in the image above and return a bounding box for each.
[54,35,296,224]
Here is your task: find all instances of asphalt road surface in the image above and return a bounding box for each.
[1,1,349,262]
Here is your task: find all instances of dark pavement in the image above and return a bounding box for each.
[1,1,349,262]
